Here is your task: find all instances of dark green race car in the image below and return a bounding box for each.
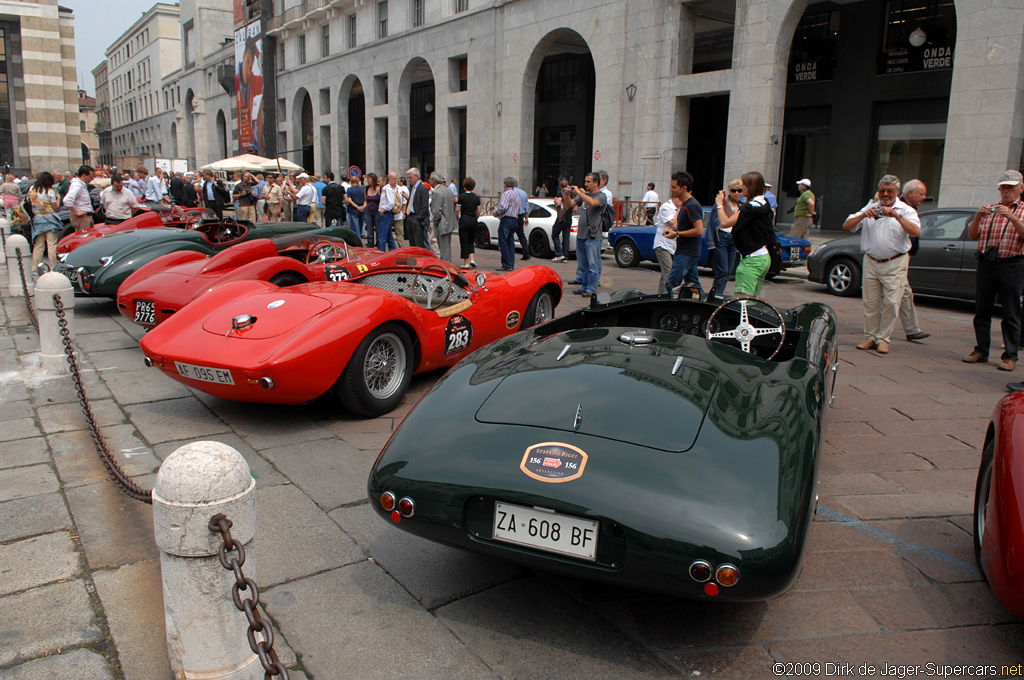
[368,291,838,601]
[54,215,360,297]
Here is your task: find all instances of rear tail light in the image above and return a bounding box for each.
[716,564,740,587]
[398,497,415,518]
[689,560,712,583]
[380,491,396,511]
[258,377,274,390]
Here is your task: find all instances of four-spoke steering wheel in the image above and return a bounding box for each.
[411,264,453,310]
[214,218,241,242]
[306,240,347,264]
[705,296,786,360]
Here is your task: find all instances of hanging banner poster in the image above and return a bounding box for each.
[235,19,264,153]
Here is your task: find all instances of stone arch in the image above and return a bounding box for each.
[184,89,196,168]
[292,88,313,172]
[170,122,178,158]
[398,57,435,177]
[216,110,228,159]
[337,75,365,176]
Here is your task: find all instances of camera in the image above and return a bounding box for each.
[977,246,998,263]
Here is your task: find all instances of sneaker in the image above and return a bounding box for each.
[469,261,478,268]
[855,340,876,351]
[566,279,581,285]
[963,351,988,363]
[1006,382,1024,392]
[875,341,889,354]
[906,332,930,341]
[999,358,1016,372]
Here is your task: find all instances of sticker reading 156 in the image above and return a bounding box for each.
[521,443,588,483]
[444,315,473,354]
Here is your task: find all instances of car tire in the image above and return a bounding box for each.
[614,239,641,268]
[475,224,492,249]
[336,322,413,417]
[973,439,994,574]
[524,288,555,327]
[825,257,861,297]
[269,272,305,287]
[528,229,553,259]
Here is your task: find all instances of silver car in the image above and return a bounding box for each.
[807,209,977,300]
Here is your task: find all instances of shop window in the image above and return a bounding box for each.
[879,0,956,75]
[872,122,946,203]
[788,10,839,83]
[689,1,735,74]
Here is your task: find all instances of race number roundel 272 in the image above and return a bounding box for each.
[521,443,588,483]
[444,315,473,355]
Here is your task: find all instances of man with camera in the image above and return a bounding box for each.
[963,170,1024,371]
[232,172,258,222]
[843,174,920,355]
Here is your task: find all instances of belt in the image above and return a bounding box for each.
[866,252,906,264]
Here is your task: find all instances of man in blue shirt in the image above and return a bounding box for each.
[312,174,326,226]
[345,178,366,237]
[513,179,531,260]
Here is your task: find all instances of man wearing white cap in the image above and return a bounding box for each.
[790,179,815,238]
[963,169,1024,372]
[287,173,316,222]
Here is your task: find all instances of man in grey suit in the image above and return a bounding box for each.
[405,167,430,249]
[429,171,457,262]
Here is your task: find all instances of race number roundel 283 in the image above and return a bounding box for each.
[521,443,588,483]
[444,315,473,355]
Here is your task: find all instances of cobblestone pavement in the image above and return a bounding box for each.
[1,233,1022,680]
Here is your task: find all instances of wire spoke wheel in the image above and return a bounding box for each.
[363,332,407,400]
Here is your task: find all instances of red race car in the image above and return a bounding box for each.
[116,233,433,328]
[139,257,562,416]
[975,390,1024,618]
[58,205,211,257]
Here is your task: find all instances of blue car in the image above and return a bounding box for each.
[608,206,811,276]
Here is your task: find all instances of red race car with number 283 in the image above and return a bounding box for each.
[139,256,563,416]
[116,234,430,328]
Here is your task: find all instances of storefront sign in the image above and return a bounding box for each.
[878,43,954,75]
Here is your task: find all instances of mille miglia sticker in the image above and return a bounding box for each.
[521,442,588,483]
[506,311,521,329]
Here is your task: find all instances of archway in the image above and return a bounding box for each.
[399,58,435,176]
[184,89,196,168]
[216,110,228,159]
[292,89,314,172]
[81,142,90,164]
[336,76,366,177]
[170,122,178,158]
[523,30,594,195]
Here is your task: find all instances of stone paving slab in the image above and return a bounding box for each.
[0,531,80,596]
[48,425,158,488]
[259,437,375,510]
[36,398,126,435]
[0,398,31,422]
[0,417,41,443]
[435,577,678,680]
[0,648,114,680]
[99,368,193,404]
[87,347,149,374]
[853,583,1017,630]
[0,436,49,469]
[75,329,142,353]
[878,468,978,492]
[92,560,174,680]
[790,549,929,591]
[330,502,525,609]
[64,481,159,569]
[664,645,776,680]
[28,370,113,405]
[837,491,973,520]
[264,562,498,680]
[0,579,103,667]
[0,464,59,503]
[256,483,364,587]
[821,451,934,474]
[124,396,231,444]
[0,492,71,543]
[211,401,334,450]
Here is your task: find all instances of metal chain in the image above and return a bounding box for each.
[54,293,153,504]
[13,246,38,330]
[210,514,290,680]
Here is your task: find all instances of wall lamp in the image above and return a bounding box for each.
[495,101,502,116]
[625,83,637,102]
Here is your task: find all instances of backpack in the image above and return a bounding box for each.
[392,187,405,214]
[600,199,615,233]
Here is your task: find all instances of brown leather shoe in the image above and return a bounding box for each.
[856,340,876,351]
[875,341,889,354]
[999,359,1016,371]
[963,351,988,363]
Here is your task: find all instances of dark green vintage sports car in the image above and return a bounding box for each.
[368,291,838,601]
[54,215,360,297]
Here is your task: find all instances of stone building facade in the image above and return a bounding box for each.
[92,60,112,167]
[78,89,97,165]
[0,0,81,174]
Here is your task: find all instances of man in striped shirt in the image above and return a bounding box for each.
[493,177,520,271]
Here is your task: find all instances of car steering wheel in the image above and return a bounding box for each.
[215,218,241,242]
[411,264,453,310]
[705,296,786,360]
[306,241,346,264]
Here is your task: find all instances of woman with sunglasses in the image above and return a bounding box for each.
[715,172,775,297]
[710,178,744,298]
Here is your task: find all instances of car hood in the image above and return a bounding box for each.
[475,328,719,452]
[200,290,333,339]
[62,228,204,266]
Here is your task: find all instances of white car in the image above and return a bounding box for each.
[477,198,592,258]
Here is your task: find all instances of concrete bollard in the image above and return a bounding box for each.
[34,272,75,373]
[153,441,262,680]
[5,233,32,297]
[0,217,10,279]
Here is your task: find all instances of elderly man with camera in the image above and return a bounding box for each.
[843,174,921,355]
[963,170,1024,372]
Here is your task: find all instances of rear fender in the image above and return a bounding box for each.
[191,258,311,302]
[199,239,279,275]
[986,396,1024,612]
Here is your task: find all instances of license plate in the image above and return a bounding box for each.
[134,299,156,325]
[174,362,235,385]
[492,501,598,561]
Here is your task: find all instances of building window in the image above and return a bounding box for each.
[377,1,388,39]
[347,14,357,48]
[454,0,468,12]
[80,120,86,132]
[319,87,331,115]
[278,40,285,71]
[321,24,330,58]
[298,34,306,64]
[184,21,195,67]
[412,0,424,27]
[879,0,956,75]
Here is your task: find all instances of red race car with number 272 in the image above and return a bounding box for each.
[139,255,563,416]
